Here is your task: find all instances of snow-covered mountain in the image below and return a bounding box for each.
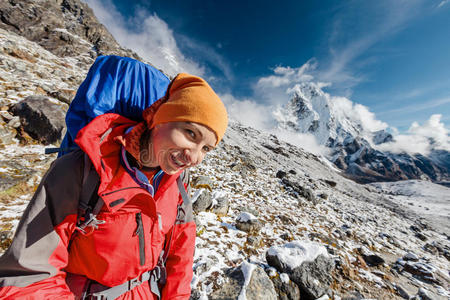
[0,1,449,299]
[275,82,450,184]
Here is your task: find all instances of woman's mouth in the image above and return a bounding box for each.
[170,154,186,169]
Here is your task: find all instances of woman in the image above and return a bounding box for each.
[0,62,228,299]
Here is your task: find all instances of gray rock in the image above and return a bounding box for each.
[417,287,434,300]
[246,235,262,247]
[267,249,334,300]
[192,175,213,191]
[0,123,16,146]
[49,89,76,104]
[210,263,277,300]
[8,116,21,129]
[11,96,66,145]
[395,284,411,299]
[267,271,301,300]
[0,0,138,59]
[276,170,287,179]
[361,254,385,267]
[403,261,439,284]
[193,255,219,275]
[235,213,262,234]
[281,178,317,204]
[289,255,334,300]
[192,189,213,213]
[403,252,419,262]
[210,196,229,216]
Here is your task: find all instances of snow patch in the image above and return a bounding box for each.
[237,261,256,300]
[267,240,328,269]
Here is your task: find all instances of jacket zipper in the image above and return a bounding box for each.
[101,186,144,197]
[134,212,146,266]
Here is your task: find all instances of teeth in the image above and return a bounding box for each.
[172,155,184,167]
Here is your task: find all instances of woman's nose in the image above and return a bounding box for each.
[184,147,205,166]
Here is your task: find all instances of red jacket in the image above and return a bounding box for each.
[0,114,196,299]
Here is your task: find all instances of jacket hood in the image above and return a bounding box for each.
[74,113,181,212]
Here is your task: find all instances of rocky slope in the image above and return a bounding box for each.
[275,82,450,185]
[0,1,449,299]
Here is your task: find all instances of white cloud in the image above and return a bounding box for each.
[438,0,450,8]
[270,129,330,157]
[85,0,205,77]
[332,96,388,133]
[221,93,275,130]
[376,114,450,155]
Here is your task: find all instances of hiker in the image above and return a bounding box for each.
[0,56,228,299]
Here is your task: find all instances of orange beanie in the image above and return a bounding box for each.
[150,73,228,144]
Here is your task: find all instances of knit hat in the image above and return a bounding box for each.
[123,73,228,164]
[151,73,228,142]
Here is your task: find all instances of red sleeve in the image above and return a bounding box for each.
[161,221,196,300]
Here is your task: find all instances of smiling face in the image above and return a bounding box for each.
[140,122,217,175]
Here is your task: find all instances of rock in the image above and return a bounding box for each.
[210,196,229,216]
[276,170,287,179]
[210,263,277,300]
[424,241,450,261]
[235,205,260,217]
[49,89,76,104]
[235,212,262,234]
[417,287,433,300]
[246,235,262,247]
[415,232,428,241]
[277,214,294,225]
[0,0,138,59]
[0,123,16,146]
[395,284,411,299]
[192,176,213,191]
[193,255,219,276]
[266,241,334,300]
[403,261,438,284]
[267,271,301,300]
[324,179,337,187]
[0,230,14,251]
[192,189,213,213]
[11,96,66,145]
[361,254,385,267]
[403,252,419,262]
[7,116,21,129]
[281,178,317,204]
[289,255,334,300]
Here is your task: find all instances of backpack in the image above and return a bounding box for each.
[56,55,171,156]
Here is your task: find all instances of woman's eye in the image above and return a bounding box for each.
[202,146,211,152]
[186,129,195,139]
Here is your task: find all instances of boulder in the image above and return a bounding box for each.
[266,269,301,300]
[235,212,262,233]
[192,176,213,191]
[361,254,385,267]
[192,189,213,213]
[210,262,277,300]
[210,196,229,216]
[281,178,317,204]
[11,96,66,145]
[266,241,334,300]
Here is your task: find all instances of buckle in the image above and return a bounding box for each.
[128,277,142,290]
[88,294,106,300]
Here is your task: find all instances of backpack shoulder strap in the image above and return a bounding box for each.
[76,153,104,233]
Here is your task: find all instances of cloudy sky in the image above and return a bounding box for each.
[85,0,450,155]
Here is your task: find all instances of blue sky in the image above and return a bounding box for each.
[85,0,449,152]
